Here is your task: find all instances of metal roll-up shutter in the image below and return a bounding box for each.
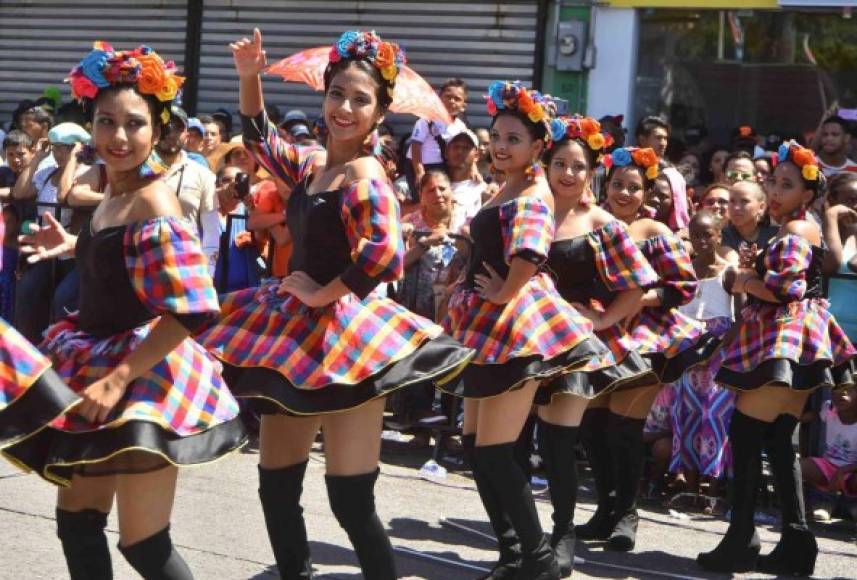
[0,1,188,124]
[197,0,539,136]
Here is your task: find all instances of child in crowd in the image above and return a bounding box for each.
[670,210,736,508]
[801,386,857,520]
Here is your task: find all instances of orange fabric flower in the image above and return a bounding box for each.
[381,65,397,81]
[528,103,545,123]
[518,90,535,114]
[632,148,658,169]
[136,52,167,96]
[792,147,816,168]
[375,42,396,70]
[739,125,752,138]
[579,118,600,137]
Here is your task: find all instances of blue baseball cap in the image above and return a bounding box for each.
[187,117,206,136]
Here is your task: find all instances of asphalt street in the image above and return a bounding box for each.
[0,439,854,579]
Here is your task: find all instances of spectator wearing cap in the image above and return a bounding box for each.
[407,79,469,194]
[212,108,233,139]
[730,124,759,156]
[185,117,207,157]
[12,122,92,342]
[279,109,311,144]
[11,122,91,226]
[166,108,208,169]
[0,131,34,203]
[154,107,221,275]
[199,114,225,158]
[444,126,486,225]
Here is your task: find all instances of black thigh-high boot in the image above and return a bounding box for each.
[474,443,560,580]
[258,461,313,579]
[758,414,818,576]
[575,407,614,540]
[537,420,578,578]
[515,414,537,478]
[56,508,113,580]
[118,526,193,580]
[605,412,646,552]
[696,410,766,573]
[325,469,397,580]
[463,434,521,580]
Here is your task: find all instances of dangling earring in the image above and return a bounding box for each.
[525,159,544,181]
[139,148,169,179]
[363,125,382,157]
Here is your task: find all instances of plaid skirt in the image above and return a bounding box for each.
[199,282,474,414]
[1,315,245,486]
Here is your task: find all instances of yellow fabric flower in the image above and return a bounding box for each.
[587,133,605,150]
[155,75,181,102]
[527,104,544,123]
[646,165,659,180]
[381,65,397,81]
[802,164,819,181]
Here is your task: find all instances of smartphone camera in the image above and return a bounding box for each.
[235,172,250,200]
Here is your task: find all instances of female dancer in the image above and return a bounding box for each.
[1,44,246,579]
[198,30,472,580]
[697,142,856,576]
[574,147,705,552]
[534,116,660,576]
[441,83,616,580]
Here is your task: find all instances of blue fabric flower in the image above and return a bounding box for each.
[611,147,632,167]
[550,118,567,143]
[778,142,790,163]
[488,81,506,109]
[337,31,360,58]
[80,49,110,88]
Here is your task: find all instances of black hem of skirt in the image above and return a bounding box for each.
[715,357,856,392]
[226,334,474,416]
[534,350,658,405]
[437,336,607,399]
[3,418,248,486]
[655,332,721,384]
[0,368,80,448]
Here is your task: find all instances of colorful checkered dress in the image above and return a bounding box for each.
[1,217,245,486]
[716,235,857,391]
[536,220,662,402]
[0,317,52,411]
[628,233,713,382]
[442,195,610,398]
[199,114,473,414]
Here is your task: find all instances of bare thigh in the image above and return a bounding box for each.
[321,397,386,476]
[537,393,589,427]
[608,383,661,420]
[259,413,323,469]
[475,380,539,446]
[736,386,810,422]
[57,474,117,513]
[116,466,178,546]
[800,457,825,488]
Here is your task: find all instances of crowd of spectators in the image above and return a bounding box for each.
[3,81,857,530]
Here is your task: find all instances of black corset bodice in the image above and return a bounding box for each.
[76,226,154,337]
[287,182,352,286]
[547,237,613,306]
[464,206,511,288]
[752,242,825,302]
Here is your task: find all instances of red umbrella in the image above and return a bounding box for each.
[265,46,451,124]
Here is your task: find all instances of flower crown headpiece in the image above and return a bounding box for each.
[486,81,556,143]
[549,115,614,154]
[602,146,660,180]
[67,42,184,124]
[328,31,406,98]
[777,140,820,181]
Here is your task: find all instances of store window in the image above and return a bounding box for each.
[635,8,857,163]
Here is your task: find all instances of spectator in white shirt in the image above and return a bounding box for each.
[443,126,486,226]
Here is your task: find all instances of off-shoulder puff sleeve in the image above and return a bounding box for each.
[762,235,811,302]
[499,196,554,266]
[641,233,698,309]
[124,217,220,331]
[339,178,404,299]
[588,220,658,292]
[241,111,320,189]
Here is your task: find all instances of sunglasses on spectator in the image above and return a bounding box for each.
[726,170,754,182]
